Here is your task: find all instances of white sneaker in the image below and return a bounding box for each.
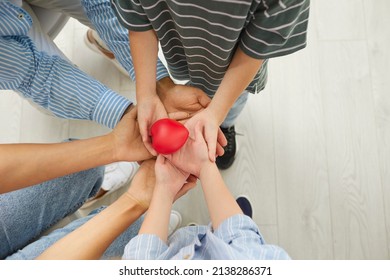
[84,29,129,76]
[80,162,139,209]
[101,162,139,192]
[168,210,182,236]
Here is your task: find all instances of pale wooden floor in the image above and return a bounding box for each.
[1,0,389,260]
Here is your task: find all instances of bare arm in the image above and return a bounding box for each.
[36,193,145,259]
[185,48,264,160]
[199,162,243,229]
[138,155,194,243]
[0,106,152,194]
[209,47,264,123]
[129,30,167,155]
[36,160,156,260]
[0,136,113,194]
[129,30,158,102]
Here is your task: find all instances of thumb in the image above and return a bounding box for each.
[198,93,211,108]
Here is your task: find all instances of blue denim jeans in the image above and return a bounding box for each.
[221,90,249,128]
[0,167,142,259]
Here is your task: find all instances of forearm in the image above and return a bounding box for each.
[0,135,114,194]
[138,187,173,243]
[81,0,169,81]
[209,48,264,123]
[199,162,242,229]
[36,194,146,259]
[129,30,159,101]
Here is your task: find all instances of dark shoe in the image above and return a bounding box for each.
[236,195,253,218]
[216,126,236,169]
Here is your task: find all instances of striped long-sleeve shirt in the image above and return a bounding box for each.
[111,0,310,96]
[0,1,132,128]
[123,214,290,260]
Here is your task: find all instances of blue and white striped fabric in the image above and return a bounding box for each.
[0,1,132,129]
[82,0,169,82]
[123,214,290,260]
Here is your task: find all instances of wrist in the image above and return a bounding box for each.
[154,184,176,202]
[206,102,227,125]
[199,161,217,180]
[122,192,149,214]
[156,77,175,97]
[120,104,135,120]
[136,83,158,102]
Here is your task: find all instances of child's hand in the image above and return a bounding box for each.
[165,122,210,177]
[137,95,168,156]
[183,108,227,162]
[155,155,195,201]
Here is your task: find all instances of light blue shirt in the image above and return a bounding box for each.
[0,0,169,128]
[123,214,290,260]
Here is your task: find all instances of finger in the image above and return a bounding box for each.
[217,127,227,147]
[194,121,204,142]
[140,119,157,156]
[187,174,198,183]
[163,153,173,162]
[156,154,165,165]
[198,93,211,108]
[184,119,196,140]
[216,143,225,157]
[205,126,217,162]
[168,111,190,121]
[143,140,157,156]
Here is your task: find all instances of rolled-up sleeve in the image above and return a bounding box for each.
[240,0,310,59]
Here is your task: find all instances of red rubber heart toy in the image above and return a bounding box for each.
[151,118,189,154]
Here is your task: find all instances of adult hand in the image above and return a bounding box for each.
[137,95,168,156]
[110,105,153,162]
[156,77,226,156]
[156,77,211,121]
[125,159,156,210]
[155,155,195,201]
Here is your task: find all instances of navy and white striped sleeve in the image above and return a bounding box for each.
[240,0,310,59]
[82,0,169,81]
[0,36,131,129]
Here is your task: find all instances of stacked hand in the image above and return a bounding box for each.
[120,79,226,203]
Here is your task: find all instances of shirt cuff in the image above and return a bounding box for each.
[91,90,132,129]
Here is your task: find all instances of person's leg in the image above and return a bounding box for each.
[221,90,249,129]
[216,90,249,169]
[0,166,104,259]
[6,206,143,260]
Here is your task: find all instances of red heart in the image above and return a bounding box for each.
[151,118,189,154]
